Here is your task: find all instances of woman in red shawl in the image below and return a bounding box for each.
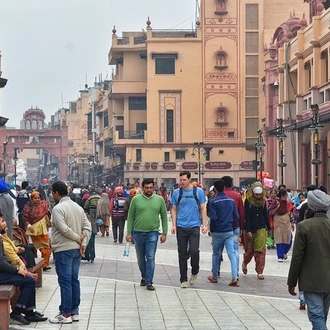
[268,189,293,262]
[23,190,52,271]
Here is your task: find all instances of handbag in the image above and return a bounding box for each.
[18,245,36,268]
[95,218,104,226]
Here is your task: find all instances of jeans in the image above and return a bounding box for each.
[211,231,237,280]
[176,227,200,283]
[133,231,159,286]
[304,291,330,330]
[233,227,240,276]
[0,272,36,311]
[54,249,81,315]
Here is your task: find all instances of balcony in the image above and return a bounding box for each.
[111,80,147,95]
[114,130,145,144]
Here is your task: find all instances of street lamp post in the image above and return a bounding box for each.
[309,104,324,186]
[2,141,8,180]
[191,142,206,184]
[13,148,18,186]
[255,129,265,183]
[276,118,287,186]
[81,159,85,185]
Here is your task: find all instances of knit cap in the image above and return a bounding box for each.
[307,189,330,211]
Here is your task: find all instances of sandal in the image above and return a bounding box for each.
[257,274,265,280]
[242,262,247,275]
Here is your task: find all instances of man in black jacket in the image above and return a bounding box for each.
[0,217,47,325]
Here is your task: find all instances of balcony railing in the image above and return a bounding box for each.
[151,29,197,38]
[117,37,130,45]
[118,130,145,139]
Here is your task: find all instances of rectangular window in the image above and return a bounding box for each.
[246,98,259,116]
[166,109,174,142]
[164,152,170,162]
[136,149,142,162]
[136,123,147,132]
[175,151,185,160]
[104,110,109,128]
[245,78,259,96]
[245,32,259,53]
[116,125,124,139]
[246,55,259,75]
[129,97,147,110]
[69,102,77,114]
[246,4,259,30]
[155,58,175,74]
[245,118,259,137]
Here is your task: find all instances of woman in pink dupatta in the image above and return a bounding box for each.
[268,189,293,262]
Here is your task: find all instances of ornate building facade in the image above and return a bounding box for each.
[101,0,308,188]
[264,1,330,189]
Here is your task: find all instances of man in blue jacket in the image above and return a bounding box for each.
[207,179,239,286]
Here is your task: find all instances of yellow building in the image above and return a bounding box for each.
[52,88,92,185]
[103,0,308,189]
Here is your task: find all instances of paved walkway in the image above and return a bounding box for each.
[10,222,315,330]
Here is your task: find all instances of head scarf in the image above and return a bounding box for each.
[246,182,266,208]
[30,191,40,200]
[97,193,110,216]
[308,189,330,212]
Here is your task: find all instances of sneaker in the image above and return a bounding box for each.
[278,259,284,263]
[207,275,218,283]
[284,254,288,260]
[189,274,198,285]
[146,284,155,291]
[71,314,79,322]
[140,278,146,286]
[217,271,220,278]
[106,231,109,237]
[49,314,72,324]
[299,303,306,310]
[180,281,188,288]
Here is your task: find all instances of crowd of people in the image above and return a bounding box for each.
[0,174,329,328]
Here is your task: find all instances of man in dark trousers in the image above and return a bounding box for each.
[288,189,330,330]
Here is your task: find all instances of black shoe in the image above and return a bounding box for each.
[43,266,51,271]
[140,279,146,286]
[114,239,117,243]
[25,313,48,322]
[34,311,44,317]
[146,284,155,291]
[10,312,30,325]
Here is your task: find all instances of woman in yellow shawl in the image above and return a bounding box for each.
[23,191,52,271]
[242,182,271,280]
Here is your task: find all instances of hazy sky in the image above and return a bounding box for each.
[0,0,197,127]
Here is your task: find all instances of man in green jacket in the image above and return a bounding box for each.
[288,189,330,330]
[126,178,168,291]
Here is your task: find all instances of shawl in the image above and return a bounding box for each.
[97,193,110,216]
[253,228,267,252]
[246,182,266,208]
[22,200,50,226]
[270,199,294,215]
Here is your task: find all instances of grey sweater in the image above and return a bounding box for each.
[51,197,91,253]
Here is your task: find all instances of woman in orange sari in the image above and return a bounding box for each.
[23,191,52,271]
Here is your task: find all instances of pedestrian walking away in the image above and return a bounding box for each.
[126,178,168,291]
[50,181,92,324]
[170,171,207,288]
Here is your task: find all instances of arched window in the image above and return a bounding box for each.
[26,121,31,129]
[214,50,228,69]
[215,107,228,126]
[215,0,228,15]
